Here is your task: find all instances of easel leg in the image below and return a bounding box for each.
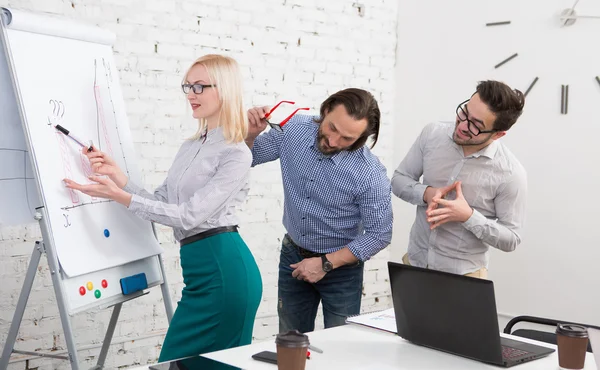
[93,303,122,369]
[42,237,81,369]
[0,242,43,370]
[158,256,174,323]
[151,224,174,323]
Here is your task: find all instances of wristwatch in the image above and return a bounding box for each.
[321,255,333,273]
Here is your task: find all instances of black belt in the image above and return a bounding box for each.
[180,226,238,247]
[284,234,325,258]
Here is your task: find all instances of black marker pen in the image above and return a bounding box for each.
[55,124,93,152]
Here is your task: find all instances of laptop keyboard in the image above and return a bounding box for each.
[502,346,530,359]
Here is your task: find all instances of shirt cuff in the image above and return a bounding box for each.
[122,180,142,195]
[127,194,144,213]
[462,209,487,237]
[347,237,389,262]
[346,241,364,261]
[414,183,429,207]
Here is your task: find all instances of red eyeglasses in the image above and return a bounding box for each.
[265,100,309,132]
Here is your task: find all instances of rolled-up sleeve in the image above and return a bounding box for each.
[128,149,251,230]
[347,169,393,261]
[462,167,527,252]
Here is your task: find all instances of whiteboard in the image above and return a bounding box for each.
[0,8,163,279]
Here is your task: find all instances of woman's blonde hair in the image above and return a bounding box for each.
[184,54,247,143]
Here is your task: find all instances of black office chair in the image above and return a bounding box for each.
[503,315,600,353]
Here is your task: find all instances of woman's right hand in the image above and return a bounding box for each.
[84,146,128,189]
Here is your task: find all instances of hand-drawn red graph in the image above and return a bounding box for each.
[94,59,114,158]
[79,153,97,202]
[54,58,127,211]
[55,131,80,205]
[94,58,130,176]
[49,99,79,205]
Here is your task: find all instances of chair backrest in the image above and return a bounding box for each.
[504,315,600,353]
[589,328,600,367]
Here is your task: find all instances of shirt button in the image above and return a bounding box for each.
[302,234,305,236]
[310,179,314,182]
[302,217,306,220]
[307,196,310,199]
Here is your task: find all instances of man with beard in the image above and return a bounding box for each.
[392,80,526,279]
[245,88,393,333]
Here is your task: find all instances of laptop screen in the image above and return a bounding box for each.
[388,261,504,364]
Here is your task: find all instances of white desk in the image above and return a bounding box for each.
[131,324,598,369]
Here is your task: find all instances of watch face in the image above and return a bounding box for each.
[323,261,333,272]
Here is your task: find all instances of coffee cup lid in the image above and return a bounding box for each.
[556,323,589,338]
[275,330,310,348]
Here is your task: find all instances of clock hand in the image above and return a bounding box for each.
[563,0,580,26]
[560,14,600,19]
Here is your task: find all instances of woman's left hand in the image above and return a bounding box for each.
[64,176,132,207]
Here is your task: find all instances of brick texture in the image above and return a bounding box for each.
[0,1,398,368]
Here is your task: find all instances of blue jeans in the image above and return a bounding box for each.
[278,235,364,333]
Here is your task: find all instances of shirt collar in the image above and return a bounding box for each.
[203,126,226,144]
[446,124,498,159]
[472,141,498,159]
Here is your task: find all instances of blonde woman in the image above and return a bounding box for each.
[64,54,262,361]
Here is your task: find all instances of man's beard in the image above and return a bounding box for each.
[316,130,346,155]
[317,135,342,155]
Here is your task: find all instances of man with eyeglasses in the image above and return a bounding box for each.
[392,80,526,279]
[245,88,393,334]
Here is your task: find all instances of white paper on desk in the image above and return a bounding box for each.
[353,364,397,370]
[345,308,397,333]
[589,328,600,370]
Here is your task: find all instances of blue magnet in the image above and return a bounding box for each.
[104,229,110,237]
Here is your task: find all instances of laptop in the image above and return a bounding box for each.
[387,261,555,367]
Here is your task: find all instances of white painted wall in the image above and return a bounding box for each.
[0,1,399,369]
[393,0,600,331]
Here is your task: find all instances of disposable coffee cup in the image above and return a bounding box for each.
[275,330,310,370]
[556,323,588,370]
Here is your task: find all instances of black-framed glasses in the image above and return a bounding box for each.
[456,99,497,136]
[265,100,309,132]
[181,83,215,94]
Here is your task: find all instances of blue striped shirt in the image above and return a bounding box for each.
[251,114,393,261]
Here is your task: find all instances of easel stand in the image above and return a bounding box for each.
[0,209,174,370]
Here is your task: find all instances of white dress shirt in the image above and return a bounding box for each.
[124,127,251,242]
[392,122,527,275]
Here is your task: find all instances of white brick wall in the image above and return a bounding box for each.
[0,0,398,368]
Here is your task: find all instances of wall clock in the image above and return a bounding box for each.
[485,0,600,115]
